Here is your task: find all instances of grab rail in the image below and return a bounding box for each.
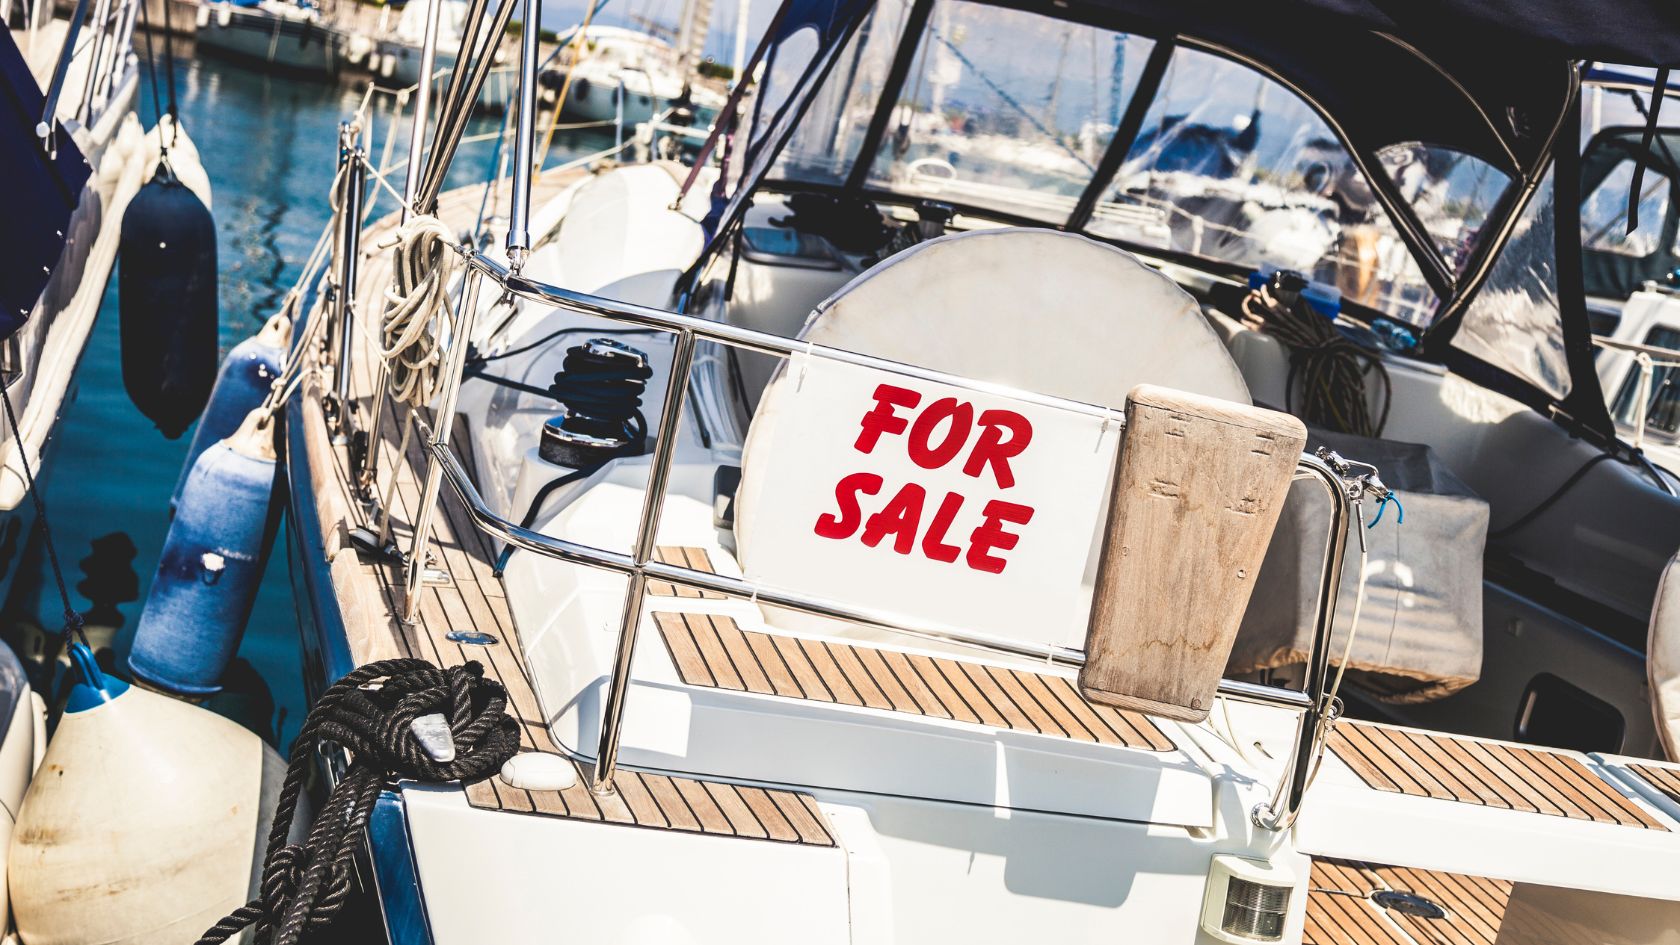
[375,241,1358,833]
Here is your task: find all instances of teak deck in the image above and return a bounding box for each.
[651,605,1175,751]
[1629,763,1680,808]
[1306,858,1511,945]
[1329,720,1664,829]
[297,171,832,847]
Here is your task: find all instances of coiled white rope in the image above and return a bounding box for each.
[379,214,461,409]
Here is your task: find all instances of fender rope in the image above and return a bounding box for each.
[196,659,519,945]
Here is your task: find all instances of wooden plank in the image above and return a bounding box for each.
[954,661,1035,731]
[736,786,800,843]
[826,642,894,711]
[771,635,836,702]
[709,614,773,693]
[656,612,716,687]
[853,645,920,714]
[703,782,771,840]
[877,649,950,719]
[1329,721,1672,831]
[907,654,977,723]
[1081,386,1305,722]
[799,638,862,705]
[930,657,1008,728]
[648,615,1171,750]
[743,630,806,699]
[769,790,833,845]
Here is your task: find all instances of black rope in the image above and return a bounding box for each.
[1241,277,1391,438]
[1628,68,1670,235]
[547,343,653,442]
[135,0,164,145]
[1488,452,1618,541]
[465,326,663,370]
[158,0,180,146]
[0,381,88,647]
[196,659,519,945]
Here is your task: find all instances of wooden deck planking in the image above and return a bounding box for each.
[651,610,1175,752]
[1630,763,1680,807]
[1329,721,1665,830]
[1305,857,1513,945]
[298,171,834,847]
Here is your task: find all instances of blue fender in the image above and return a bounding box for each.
[129,409,283,697]
[171,313,290,511]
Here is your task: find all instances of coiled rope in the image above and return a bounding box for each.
[380,215,461,409]
[196,659,519,945]
[1241,279,1391,438]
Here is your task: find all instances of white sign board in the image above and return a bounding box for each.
[740,355,1122,650]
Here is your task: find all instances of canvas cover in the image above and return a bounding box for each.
[1229,429,1489,703]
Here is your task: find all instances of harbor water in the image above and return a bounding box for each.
[0,48,615,749]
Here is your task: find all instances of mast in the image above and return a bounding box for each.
[731,0,749,85]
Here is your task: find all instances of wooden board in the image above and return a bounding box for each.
[647,545,723,599]
[1306,857,1512,945]
[1329,721,1665,830]
[294,168,833,847]
[1081,384,1306,722]
[652,611,1175,752]
[1629,763,1680,807]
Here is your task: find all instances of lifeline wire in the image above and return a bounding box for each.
[0,382,89,647]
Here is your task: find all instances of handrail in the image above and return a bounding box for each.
[389,245,1357,829]
[423,429,1325,712]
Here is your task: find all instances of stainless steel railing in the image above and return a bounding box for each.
[347,235,1360,830]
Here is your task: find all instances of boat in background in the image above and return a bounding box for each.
[343,0,514,108]
[193,0,345,76]
[545,24,722,127]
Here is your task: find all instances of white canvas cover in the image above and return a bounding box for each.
[1229,430,1489,703]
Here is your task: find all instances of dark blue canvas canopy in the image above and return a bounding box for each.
[0,23,92,341]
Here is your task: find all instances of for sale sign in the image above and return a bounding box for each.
[740,355,1122,650]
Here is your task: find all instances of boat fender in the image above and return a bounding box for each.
[196,659,518,943]
[500,751,579,790]
[128,409,282,697]
[119,165,218,439]
[195,1,209,26]
[216,3,231,26]
[143,117,213,210]
[170,311,290,511]
[8,643,283,945]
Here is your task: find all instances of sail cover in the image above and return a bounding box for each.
[0,23,93,341]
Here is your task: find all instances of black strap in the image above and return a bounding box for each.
[1629,68,1670,234]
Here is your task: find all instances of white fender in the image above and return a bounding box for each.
[195,2,209,27]
[8,674,281,945]
[143,117,214,211]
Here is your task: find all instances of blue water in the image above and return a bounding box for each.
[2,48,613,748]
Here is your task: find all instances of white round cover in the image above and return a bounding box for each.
[737,227,1251,570]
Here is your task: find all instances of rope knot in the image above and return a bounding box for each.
[197,659,519,945]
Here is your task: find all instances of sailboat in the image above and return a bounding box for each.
[192,0,346,76]
[273,0,1680,940]
[546,23,723,127]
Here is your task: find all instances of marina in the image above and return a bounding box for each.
[1,0,1680,943]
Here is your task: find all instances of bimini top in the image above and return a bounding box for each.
[708,0,1680,442]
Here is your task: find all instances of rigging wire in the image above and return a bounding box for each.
[0,381,89,649]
